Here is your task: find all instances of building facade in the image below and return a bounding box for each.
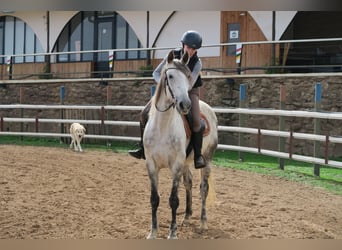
[0,11,341,79]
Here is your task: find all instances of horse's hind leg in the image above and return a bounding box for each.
[182,169,193,226]
[200,167,210,230]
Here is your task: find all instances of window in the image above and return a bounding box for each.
[128,27,138,59]
[281,11,342,73]
[4,16,14,58]
[57,24,69,62]
[82,12,95,61]
[70,13,82,61]
[25,24,35,62]
[0,21,4,64]
[14,19,24,63]
[0,16,44,64]
[115,14,127,60]
[52,11,146,62]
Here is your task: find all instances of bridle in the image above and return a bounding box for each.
[155,67,178,112]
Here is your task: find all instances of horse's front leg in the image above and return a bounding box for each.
[147,166,160,239]
[168,173,182,239]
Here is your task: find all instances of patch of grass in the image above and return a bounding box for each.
[1,135,342,195]
[213,150,342,196]
[0,135,132,153]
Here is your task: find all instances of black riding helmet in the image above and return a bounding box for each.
[181,30,202,49]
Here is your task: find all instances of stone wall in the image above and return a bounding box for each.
[0,73,341,156]
[201,74,342,157]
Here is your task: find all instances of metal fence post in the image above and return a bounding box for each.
[278,84,286,170]
[314,82,321,176]
[60,86,65,143]
[239,83,246,162]
[106,85,112,146]
[151,85,156,97]
[20,86,24,141]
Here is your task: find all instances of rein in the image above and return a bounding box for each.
[155,67,178,112]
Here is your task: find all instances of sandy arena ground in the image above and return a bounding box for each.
[1,145,342,239]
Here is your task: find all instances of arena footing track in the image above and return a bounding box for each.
[1,145,342,239]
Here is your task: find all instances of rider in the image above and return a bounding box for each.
[128,30,206,169]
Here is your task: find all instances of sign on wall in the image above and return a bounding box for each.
[227,23,240,56]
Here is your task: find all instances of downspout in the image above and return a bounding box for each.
[45,11,51,77]
[272,11,276,67]
[146,11,151,65]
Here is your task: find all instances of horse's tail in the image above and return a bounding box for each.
[200,169,216,207]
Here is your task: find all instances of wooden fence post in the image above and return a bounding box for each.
[35,116,39,133]
[0,116,3,131]
[314,82,321,177]
[239,83,246,162]
[101,106,105,135]
[278,84,286,170]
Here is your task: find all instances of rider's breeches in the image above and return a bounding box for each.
[189,87,201,132]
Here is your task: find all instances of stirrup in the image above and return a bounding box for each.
[194,155,206,169]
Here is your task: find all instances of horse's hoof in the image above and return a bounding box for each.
[167,234,178,239]
[200,221,208,230]
[181,217,190,228]
[147,230,157,239]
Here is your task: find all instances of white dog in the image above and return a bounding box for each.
[69,123,86,152]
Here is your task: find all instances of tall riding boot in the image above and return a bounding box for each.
[128,101,151,160]
[128,122,146,159]
[191,130,206,169]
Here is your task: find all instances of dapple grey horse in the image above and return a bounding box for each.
[143,50,218,239]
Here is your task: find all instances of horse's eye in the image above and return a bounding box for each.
[168,74,173,79]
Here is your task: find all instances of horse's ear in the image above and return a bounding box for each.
[181,51,190,65]
[167,50,174,63]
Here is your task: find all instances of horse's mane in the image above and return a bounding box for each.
[151,59,193,114]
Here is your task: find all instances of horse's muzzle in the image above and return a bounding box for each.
[177,100,191,115]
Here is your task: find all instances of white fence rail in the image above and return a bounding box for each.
[1,104,342,171]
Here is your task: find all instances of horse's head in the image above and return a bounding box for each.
[161,50,193,115]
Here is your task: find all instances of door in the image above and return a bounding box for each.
[220,11,247,73]
[94,18,113,77]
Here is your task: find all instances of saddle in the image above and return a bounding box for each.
[183,112,210,158]
[182,112,211,139]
